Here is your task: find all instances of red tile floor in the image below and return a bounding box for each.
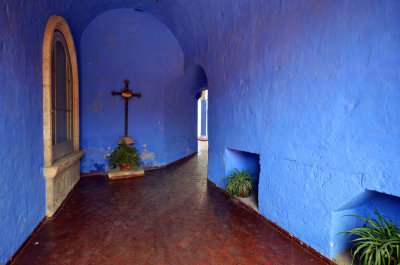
[11,142,330,265]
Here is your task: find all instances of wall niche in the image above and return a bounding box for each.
[224,148,260,211]
[331,190,400,262]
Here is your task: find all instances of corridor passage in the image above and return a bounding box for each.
[11,142,329,264]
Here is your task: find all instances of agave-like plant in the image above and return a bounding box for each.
[107,143,141,169]
[340,208,400,265]
[223,168,254,198]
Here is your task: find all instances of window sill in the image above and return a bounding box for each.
[43,150,84,179]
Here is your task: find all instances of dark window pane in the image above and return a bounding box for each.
[56,110,67,143]
[55,42,66,110]
[52,110,55,145]
[51,33,73,154]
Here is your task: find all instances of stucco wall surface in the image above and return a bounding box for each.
[206,0,400,257]
[79,9,199,171]
[0,1,88,263]
[0,2,48,264]
[163,67,202,164]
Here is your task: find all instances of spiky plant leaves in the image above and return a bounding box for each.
[223,168,254,198]
[339,208,400,265]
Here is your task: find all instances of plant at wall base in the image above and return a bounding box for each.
[339,208,400,265]
[107,143,141,171]
[223,168,254,198]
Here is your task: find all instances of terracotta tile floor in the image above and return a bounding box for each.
[11,142,330,265]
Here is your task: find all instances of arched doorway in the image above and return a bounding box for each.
[197,90,208,141]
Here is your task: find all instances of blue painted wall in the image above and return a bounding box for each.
[0,2,48,263]
[163,67,203,164]
[207,0,400,257]
[79,9,199,171]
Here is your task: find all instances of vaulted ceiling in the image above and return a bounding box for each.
[49,0,270,65]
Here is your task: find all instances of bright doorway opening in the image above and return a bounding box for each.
[197,90,208,141]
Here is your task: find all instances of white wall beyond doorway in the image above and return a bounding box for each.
[197,90,208,138]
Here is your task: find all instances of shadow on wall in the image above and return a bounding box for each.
[163,64,208,163]
[224,148,260,194]
[331,190,400,258]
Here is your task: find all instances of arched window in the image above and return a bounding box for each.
[43,15,80,167]
[51,31,73,160]
[43,15,83,217]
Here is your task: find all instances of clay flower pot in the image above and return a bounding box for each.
[107,143,141,172]
[121,163,131,171]
[238,190,251,198]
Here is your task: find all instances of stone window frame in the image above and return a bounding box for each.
[51,31,74,160]
[43,15,80,166]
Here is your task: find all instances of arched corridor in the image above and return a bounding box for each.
[2,1,400,264]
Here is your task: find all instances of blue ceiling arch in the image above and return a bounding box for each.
[58,0,207,63]
[184,64,208,98]
[47,0,267,66]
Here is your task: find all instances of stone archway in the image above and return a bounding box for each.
[42,15,84,217]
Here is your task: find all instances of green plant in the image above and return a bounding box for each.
[340,208,400,265]
[107,143,141,169]
[223,168,254,198]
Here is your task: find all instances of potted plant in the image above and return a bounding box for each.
[340,208,400,265]
[223,168,254,198]
[107,143,141,171]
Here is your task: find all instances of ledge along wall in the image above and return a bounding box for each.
[79,9,202,172]
[206,0,400,258]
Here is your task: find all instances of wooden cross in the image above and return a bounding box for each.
[111,80,141,137]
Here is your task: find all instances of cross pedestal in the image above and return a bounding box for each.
[108,80,145,180]
[108,167,145,180]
